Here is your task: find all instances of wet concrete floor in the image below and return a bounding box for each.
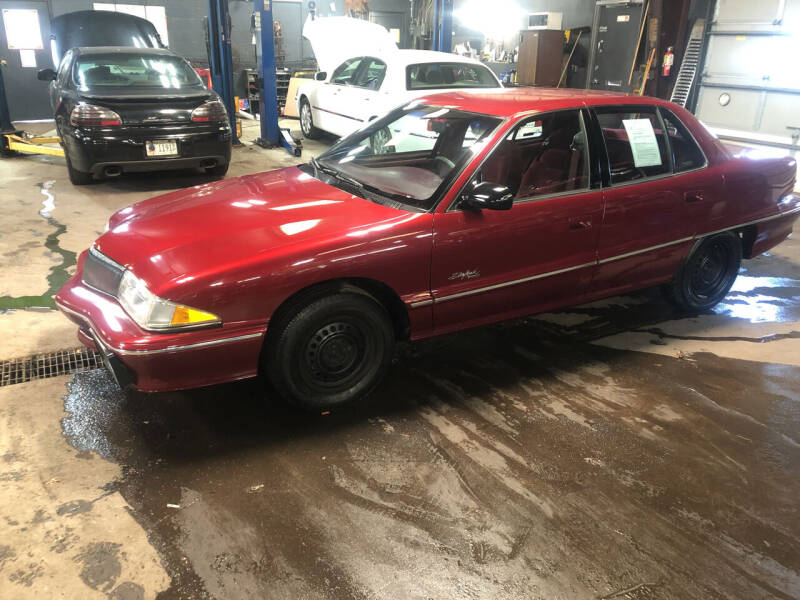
[1,121,799,599]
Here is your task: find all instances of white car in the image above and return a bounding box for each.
[295,17,503,139]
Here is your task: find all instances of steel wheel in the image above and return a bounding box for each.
[265,290,394,410]
[664,231,742,311]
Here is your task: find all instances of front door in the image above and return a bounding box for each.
[431,109,603,335]
[316,57,364,137]
[0,1,52,121]
[339,56,388,128]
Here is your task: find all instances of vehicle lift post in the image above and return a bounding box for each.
[253,0,300,156]
[207,0,240,145]
[431,0,453,53]
[0,60,15,154]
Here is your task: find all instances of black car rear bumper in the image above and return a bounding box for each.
[63,124,232,176]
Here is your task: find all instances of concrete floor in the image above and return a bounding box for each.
[1,120,799,599]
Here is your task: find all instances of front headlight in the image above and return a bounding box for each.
[118,270,220,331]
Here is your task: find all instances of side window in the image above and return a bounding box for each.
[596,108,670,184]
[330,58,362,86]
[477,110,589,200]
[353,58,387,90]
[661,109,706,172]
[58,50,73,86]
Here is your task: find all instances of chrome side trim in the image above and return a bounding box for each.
[55,299,263,356]
[312,105,364,123]
[426,261,596,306]
[409,298,434,308]
[702,205,800,237]
[116,333,263,356]
[420,206,800,307]
[598,236,695,265]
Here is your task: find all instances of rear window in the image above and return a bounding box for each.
[406,62,499,90]
[661,109,706,172]
[73,53,204,91]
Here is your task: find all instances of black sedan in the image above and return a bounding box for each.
[38,47,232,185]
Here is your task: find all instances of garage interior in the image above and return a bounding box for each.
[0,0,799,598]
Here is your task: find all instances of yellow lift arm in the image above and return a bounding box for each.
[3,133,65,157]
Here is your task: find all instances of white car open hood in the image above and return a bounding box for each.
[303,16,398,76]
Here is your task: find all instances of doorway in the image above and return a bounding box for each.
[0,0,52,121]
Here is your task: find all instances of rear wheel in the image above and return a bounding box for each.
[664,231,741,311]
[265,291,395,411]
[299,98,321,139]
[66,154,92,185]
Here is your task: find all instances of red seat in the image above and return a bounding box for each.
[517,128,586,198]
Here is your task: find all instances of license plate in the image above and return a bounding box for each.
[145,140,178,157]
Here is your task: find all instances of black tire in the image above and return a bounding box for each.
[66,154,93,185]
[205,162,229,177]
[663,231,742,311]
[299,97,321,139]
[265,291,395,411]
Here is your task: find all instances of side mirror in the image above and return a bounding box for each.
[463,182,514,211]
[37,68,57,82]
[315,71,327,81]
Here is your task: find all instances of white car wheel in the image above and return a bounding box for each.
[300,99,320,139]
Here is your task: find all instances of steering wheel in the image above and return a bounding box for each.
[433,155,456,176]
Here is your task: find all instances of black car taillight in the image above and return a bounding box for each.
[191,99,228,123]
[70,104,122,127]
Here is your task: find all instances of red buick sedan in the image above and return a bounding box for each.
[55,89,799,410]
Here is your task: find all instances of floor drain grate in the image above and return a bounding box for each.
[0,348,102,387]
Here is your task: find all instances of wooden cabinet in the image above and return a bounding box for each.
[517,30,564,87]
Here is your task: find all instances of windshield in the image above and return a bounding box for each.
[406,62,500,90]
[73,53,204,91]
[312,104,502,211]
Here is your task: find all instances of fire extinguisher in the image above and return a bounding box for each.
[662,46,674,77]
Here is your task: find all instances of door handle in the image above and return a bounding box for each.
[685,192,705,203]
[569,219,592,230]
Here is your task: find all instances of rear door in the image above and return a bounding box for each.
[431,109,604,335]
[0,1,52,120]
[588,105,711,297]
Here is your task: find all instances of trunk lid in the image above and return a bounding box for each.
[79,89,213,125]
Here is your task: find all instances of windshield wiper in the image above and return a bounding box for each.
[311,158,364,189]
[309,158,421,208]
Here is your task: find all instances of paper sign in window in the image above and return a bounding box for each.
[622,118,662,167]
[517,120,543,139]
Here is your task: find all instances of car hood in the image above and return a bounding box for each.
[303,16,398,76]
[95,166,415,296]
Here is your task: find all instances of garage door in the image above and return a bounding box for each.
[695,0,800,153]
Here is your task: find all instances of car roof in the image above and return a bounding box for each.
[394,49,486,67]
[73,46,179,57]
[415,87,675,118]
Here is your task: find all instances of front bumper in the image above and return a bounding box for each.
[54,264,266,393]
[63,123,232,176]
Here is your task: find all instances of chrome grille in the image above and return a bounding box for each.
[82,247,125,297]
